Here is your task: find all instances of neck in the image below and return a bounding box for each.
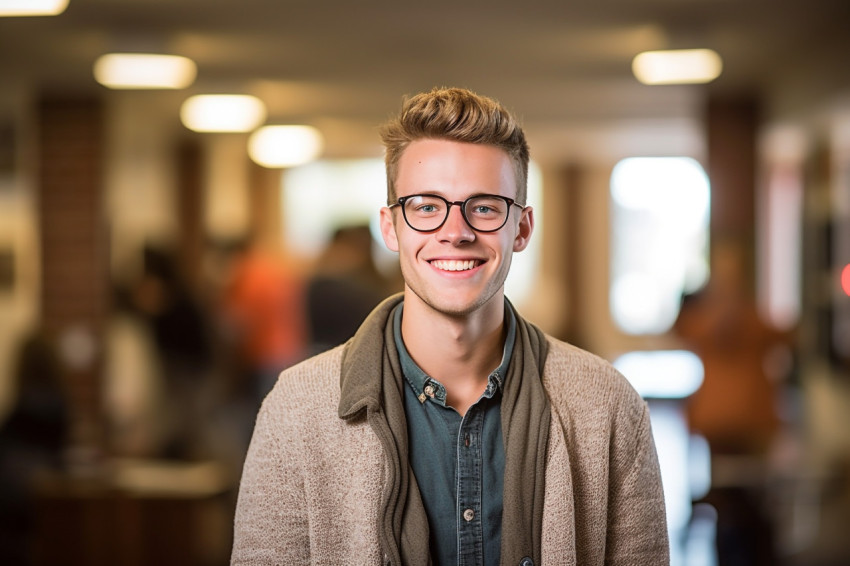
[400,290,506,414]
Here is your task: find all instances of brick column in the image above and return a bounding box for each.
[706,94,760,295]
[37,94,108,454]
[176,139,205,288]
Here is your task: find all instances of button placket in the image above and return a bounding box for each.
[456,408,484,565]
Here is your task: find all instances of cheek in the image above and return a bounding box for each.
[500,232,519,255]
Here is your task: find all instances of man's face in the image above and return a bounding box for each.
[379,138,533,318]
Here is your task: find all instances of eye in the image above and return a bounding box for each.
[417,204,439,213]
[406,196,445,216]
[467,197,505,217]
[471,204,495,214]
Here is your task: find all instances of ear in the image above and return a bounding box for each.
[380,207,400,252]
[512,206,534,252]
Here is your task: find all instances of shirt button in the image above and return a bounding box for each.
[424,384,435,398]
[463,508,474,522]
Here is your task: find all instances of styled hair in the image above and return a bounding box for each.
[379,87,529,204]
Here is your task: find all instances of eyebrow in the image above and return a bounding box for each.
[401,191,510,199]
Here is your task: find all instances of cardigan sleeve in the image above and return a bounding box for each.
[605,398,670,565]
[231,387,310,565]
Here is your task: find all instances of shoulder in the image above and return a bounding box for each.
[248,344,383,467]
[542,336,633,394]
[258,346,345,429]
[541,336,646,424]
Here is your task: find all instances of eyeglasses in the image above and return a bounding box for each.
[389,193,524,233]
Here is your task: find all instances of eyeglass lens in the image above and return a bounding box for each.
[402,195,511,232]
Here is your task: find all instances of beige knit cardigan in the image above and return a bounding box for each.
[232,336,669,565]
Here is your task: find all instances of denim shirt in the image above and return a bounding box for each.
[393,302,516,566]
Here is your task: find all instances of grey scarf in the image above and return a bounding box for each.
[338,294,551,565]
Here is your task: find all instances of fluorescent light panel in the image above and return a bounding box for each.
[0,0,68,16]
[613,350,704,399]
[632,49,723,85]
[180,95,267,133]
[94,53,197,90]
[248,125,324,168]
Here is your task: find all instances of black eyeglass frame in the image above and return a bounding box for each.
[388,193,525,233]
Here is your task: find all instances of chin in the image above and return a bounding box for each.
[433,301,480,318]
[417,287,502,319]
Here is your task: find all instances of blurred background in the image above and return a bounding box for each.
[1,1,849,564]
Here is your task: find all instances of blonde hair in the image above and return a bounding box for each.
[379,87,529,204]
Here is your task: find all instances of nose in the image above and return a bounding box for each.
[438,203,475,244]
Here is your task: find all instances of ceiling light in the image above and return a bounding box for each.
[93,53,197,89]
[248,125,324,168]
[614,350,704,399]
[180,95,267,133]
[0,0,68,16]
[632,49,723,85]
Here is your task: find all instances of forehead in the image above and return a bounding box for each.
[395,139,516,198]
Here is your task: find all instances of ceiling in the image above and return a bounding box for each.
[2,0,850,162]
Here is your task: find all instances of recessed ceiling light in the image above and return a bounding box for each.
[248,125,324,168]
[0,0,68,16]
[180,95,267,133]
[93,53,197,90]
[632,49,723,85]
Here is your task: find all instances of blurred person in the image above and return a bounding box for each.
[675,241,785,456]
[103,282,169,458]
[306,224,394,354]
[0,330,70,565]
[218,236,307,447]
[131,245,217,460]
[231,87,669,565]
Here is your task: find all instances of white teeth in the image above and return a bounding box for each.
[432,259,477,271]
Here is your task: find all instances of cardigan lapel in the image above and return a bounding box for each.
[338,294,431,566]
[499,302,552,565]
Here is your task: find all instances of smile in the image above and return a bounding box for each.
[430,259,480,272]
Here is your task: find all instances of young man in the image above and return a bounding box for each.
[231,87,669,565]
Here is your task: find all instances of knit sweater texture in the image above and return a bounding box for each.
[232,308,669,565]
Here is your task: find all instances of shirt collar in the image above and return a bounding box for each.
[392,299,517,406]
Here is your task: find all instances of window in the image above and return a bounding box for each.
[610,157,710,334]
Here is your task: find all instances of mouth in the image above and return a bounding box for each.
[429,259,481,272]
